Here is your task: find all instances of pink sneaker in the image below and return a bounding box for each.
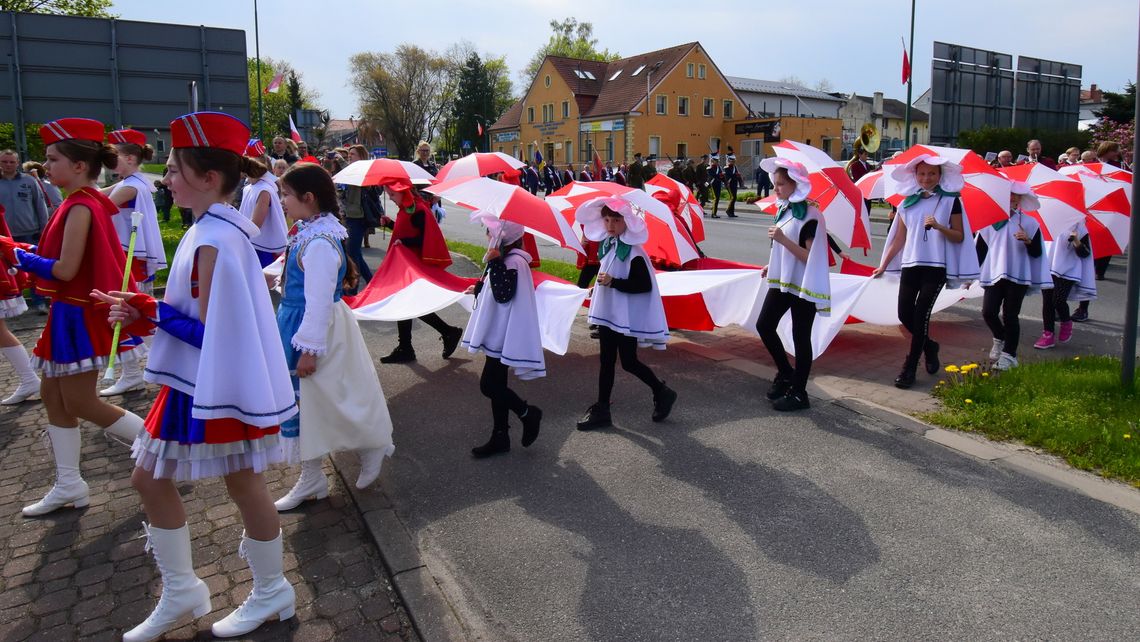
[1033,331,1056,350]
[1058,321,1073,343]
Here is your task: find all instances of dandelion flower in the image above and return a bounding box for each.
[938,380,946,385]
[981,372,990,377]
[1074,357,1081,361]
[965,399,974,404]
[945,365,960,373]
[1125,434,1132,440]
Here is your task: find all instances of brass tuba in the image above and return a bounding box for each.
[856,123,881,153]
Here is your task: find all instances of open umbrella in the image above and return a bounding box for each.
[770,140,872,250]
[434,152,526,183]
[854,169,903,206]
[547,181,699,266]
[1068,172,1132,257]
[883,144,1011,230]
[999,164,1087,242]
[424,176,583,254]
[645,173,706,242]
[1059,162,1132,184]
[332,159,436,188]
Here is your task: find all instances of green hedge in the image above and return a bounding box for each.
[957,126,1093,158]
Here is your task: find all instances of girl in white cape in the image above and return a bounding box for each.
[873,154,979,389]
[756,158,831,411]
[1034,218,1096,350]
[238,139,289,268]
[575,197,677,430]
[461,213,544,458]
[99,128,167,396]
[975,181,1050,369]
[272,163,395,508]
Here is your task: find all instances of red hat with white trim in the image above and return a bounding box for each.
[170,111,250,156]
[244,138,266,158]
[40,118,105,145]
[108,128,148,147]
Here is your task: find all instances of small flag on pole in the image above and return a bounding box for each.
[477,122,484,136]
[264,73,284,94]
[533,143,544,171]
[901,38,911,85]
[592,148,603,180]
[288,114,302,143]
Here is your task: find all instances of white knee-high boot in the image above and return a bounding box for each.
[273,458,328,511]
[122,523,212,642]
[104,410,146,444]
[355,448,388,489]
[0,345,40,405]
[211,531,295,638]
[22,425,88,516]
[99,358,146,396]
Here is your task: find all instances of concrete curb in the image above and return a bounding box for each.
[673,338,1140,517]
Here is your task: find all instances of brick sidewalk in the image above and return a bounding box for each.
[0,321,418,641]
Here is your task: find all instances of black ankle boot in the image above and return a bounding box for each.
[923,340,940,375]
[441,326,463,359]
[772,389,810,411]
[894,358,919,389]
[380,344,416,364]
[520,405,542,447]
[472,427,510,458]
[652,384,677,422]
[576,403,612,431]
[766,374,793,401]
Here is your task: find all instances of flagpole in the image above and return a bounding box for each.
[1120,7,1140,388]
[254,0,265,140]
[903,0,916,148]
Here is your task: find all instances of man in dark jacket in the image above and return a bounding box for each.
[542,163,561,193]
[629,153,645,190]
[723,156,743,217]
[707,157,723,218]
[695,155,710,205]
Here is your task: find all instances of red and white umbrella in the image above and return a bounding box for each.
[547,181,699,266]
[999,164,1087,242]
[1058,162,1132,184]
[854,169,902,206]
[645,173,706,242]
[424,176,583,254]
[1069,172,1132,257]
[883,144,1011,231]
[770,140,872,250]
[332,159,436,188]
[434,152,526,183]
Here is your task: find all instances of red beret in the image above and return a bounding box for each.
[40,118,105,146]
[244,138,266,158]
[170,111,250,156]
[109,129,148,147]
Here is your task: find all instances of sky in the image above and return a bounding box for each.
[109,0,1138,119]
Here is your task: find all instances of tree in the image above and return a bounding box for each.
[521,18,619,84]
[778,75,807,88]
[484,56,516,118]
[0,0,113,16]
[453,53,494,153]
[247,57,321,142]
[351,45,455,159]
[1095,82,1136,124]
[814,78,835,93]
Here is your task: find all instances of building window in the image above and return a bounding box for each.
[686,63,694,78]
[649,136,661,158]
[677,143,687,159]
[155,138,166,153]
[631,64,646,76]
[562,101,570,119]
[606,136,614,162]
[544,75,551,88]
[822,139,832,156]
[527,143,534,161]
[698,64,706,79]
[703,98,714,117]
[655,95,667,115]
[565,141,573,164]
[723,100,734,119]
[542,104,555,123]
[528,106,535,123]
[678,96,689,116]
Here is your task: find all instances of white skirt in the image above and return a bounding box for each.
[0,296,27,319]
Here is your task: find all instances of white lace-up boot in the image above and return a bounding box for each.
[22,426,88,517]
[99,359,146,396]
[122,523,212,642]
[273,458,328,511]
[211,531,295,638]
[0,345,40,405]
[355,448,387,489]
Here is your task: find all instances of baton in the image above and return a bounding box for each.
[101,211,143,384]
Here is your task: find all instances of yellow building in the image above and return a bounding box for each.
[489,42,754,169]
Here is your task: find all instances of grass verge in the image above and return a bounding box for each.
[446,240,582,283]
[923,355,1140,487]
[141,163,167,174]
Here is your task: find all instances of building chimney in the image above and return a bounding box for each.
[872,92,884,118]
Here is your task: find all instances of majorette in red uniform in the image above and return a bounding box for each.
[0,117,148,518]
[0,204,40,405]
[102,111,297,641]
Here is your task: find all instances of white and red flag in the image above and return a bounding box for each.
[288,114,302,143]
[264,73,284,94]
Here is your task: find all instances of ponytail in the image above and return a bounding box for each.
[241,155,268,179]
[114,142,155,163]
[52,139,118,180]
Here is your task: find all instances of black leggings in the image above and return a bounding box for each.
[480,357,528,429]
[755,289,816,392]
[898,266,946,362]
[577,263,600,289]
[397,313,454,346]
[1042,276,1076,332]
[597,326,662,405]
[981,279,1029,357]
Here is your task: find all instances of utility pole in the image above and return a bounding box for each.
[903,0,916,148]
[1121,8,1140,388]
[254,0,265,140]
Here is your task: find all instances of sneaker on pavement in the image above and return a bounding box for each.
[1033,331,1056,350]
[989,338,1005,361]
[1058,321,1074,343]
[994,352,1019,371]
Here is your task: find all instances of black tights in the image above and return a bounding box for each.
[755,289,816,393]
[898,266,946,363]
[480,357,528,429]
[982,279,1028,357]
[397,313,454,346]
[577,263,600,289]
[597,326,662,405]
[1042,276,1075,332]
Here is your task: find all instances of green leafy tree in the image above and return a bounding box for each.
[0,0,114,16]
[247,57,320,142]
[1095,82,1136,124]
[522,18,619,84]
[454,53,512,153]
[351,45,455,159]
